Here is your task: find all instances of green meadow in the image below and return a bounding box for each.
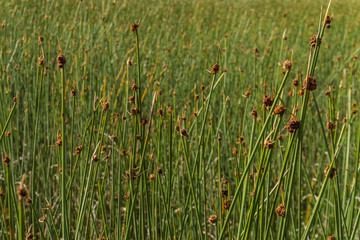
[0,0,360,239]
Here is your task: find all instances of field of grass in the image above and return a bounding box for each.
[1,0,360,239]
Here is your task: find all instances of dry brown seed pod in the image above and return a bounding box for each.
[251,109,257,119]
[327,235,335,240]
[75,145,83,155]
[157,166,163,175]
[101,145,106,153]
[243,90,250,98]
[130,23,139,33]
[309,35,321,48]
[221,189,228,197]
[141,117,148,126]
[131,83,138,91]
[283,60,292,71]
[102,102,110,111]
[273,105,286,116]
[180,128,188,137]
[303,75,317,91]
[224,200,231,210]
[17,175,28,201]
[92,155,99,162]
[210,63,220,74]
[149,174,156,182]
[232,147,238,156]
[2,154,10,165]
[275,203,286,217]
[285,116,300,133]
[262,95,274,108]
[128,95,135,104]
[57,54,66,68]
[264,139,276,149]
[130,108,137,117]
[38,56,44,66]
[298,88,305,96]
[120,150,127,156]
[326,121,336,131]
[157,109,164,117]
[39,215,48,223]
[325,165,336,180]
[71,89,77,97]
[292,78,299,87]
[208,215,217,225]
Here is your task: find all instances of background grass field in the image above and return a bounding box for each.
[1,0,360,239]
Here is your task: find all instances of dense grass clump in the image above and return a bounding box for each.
[1,0,360,239]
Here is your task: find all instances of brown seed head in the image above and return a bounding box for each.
[326,121,336,131]
[243,90,250,98]
[38,56,44,66]
[180,128,188,137]
[13,96,18,103]
[102,102,109,111]
[120,150,127,156]
[110,135,117,142]
[57,54,66,68]
[71,89,77,97]
[141,117,148,126]
[209,215,217,225]
[56,130,62,146]
[130,23,139,33]
[149,174,156,182]
[309,35,321,48]
[251,109,257,119]
[101,145,107,153]
[224,199,231,210]
[232,147,238,156]
[283,60,292,71]
[273,105,286,116]
[3,154,10,165]
[157,166,163,175]
[263,95,274,108]
[92,154,99,162]
[275,203,286,217]
[17,175,27,201]
[75,145,83,155]
[327,236,335,240]
[157,109,164,117]
[130,108,137,117]
[303,75,317,91]
[129,95,135,104]
[210,63,220,74]
[298,88,305,96]
[292,78,299,87]
[26,198,32,204]
[286,116,300,133]
[39,35,44,43]
[325,165,336,180]
[264,139,276,149]
[127,58,132,66]
[221,189,228,197]
[131,83,138,91]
